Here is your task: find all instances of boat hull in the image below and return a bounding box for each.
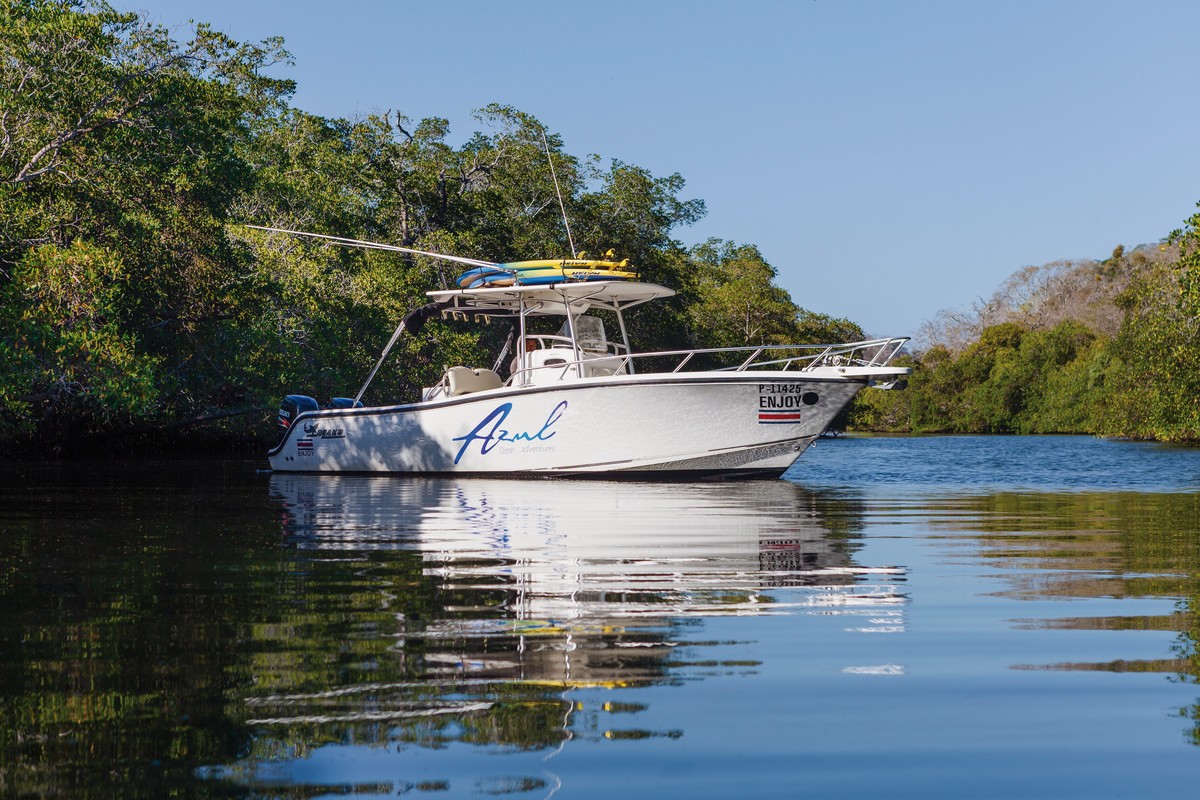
[268,373,867,478]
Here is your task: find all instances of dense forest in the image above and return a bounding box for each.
[0,0,864,452]
[2,1,1199,452]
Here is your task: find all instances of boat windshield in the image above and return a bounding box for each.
[560,315,606,351]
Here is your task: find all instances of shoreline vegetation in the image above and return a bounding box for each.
[3,2,1199,457]
[851,238,1200,443]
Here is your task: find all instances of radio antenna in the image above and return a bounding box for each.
[541,128,577,258]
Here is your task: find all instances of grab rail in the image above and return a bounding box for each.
[508,337,909,386]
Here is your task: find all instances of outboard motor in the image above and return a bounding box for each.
[278,394,319,430]
[328,397,364,409]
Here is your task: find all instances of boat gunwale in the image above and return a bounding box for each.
[266,371,876,458]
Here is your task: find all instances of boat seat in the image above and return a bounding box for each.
[445,366,503,397]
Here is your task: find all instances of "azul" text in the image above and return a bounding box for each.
[452,401,568,464]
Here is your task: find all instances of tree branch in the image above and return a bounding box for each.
[11,50,195,185]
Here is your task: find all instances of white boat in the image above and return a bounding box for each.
[268,276,909,478]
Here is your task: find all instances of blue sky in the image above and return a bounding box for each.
[121,0,1200,337]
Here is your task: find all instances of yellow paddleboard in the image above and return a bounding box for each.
[458,259,637,288]
[499,258,631,271]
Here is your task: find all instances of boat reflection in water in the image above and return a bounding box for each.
[274,475,905,672]
[209,477,906,794]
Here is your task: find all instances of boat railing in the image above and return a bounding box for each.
[657,337,909,373]
[508,337,909,385]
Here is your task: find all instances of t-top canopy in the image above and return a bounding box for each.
[426,280,675,317]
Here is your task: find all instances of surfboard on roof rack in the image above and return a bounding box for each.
[456,258,638,288]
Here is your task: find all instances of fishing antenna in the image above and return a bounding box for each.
[541,128,577,258]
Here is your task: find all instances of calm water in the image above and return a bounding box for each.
[2,435,1199,798]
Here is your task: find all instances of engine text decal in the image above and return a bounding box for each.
[302,422,346,439]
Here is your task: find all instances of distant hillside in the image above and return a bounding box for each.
[917,243,1177,352]
[851,224,1200,442]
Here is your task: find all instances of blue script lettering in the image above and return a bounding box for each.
[452,401,568,464]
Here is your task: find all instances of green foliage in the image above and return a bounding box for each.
[861,320,1103,435]
[863,201,1200,441]
[0,1,739,448]
[685,240,801,347]
[1098,253,1200,440]
[9,2,1200,449]
[0,241,161,439]
[1173,202,1200,314]
[683,239,865,350]
[1,0,296,444]
[845,352,916,431]
[1021,335,1107,433]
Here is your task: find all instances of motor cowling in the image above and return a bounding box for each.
[278,394,319,429]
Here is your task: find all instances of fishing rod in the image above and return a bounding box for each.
[244,224,496,268]
[246,225,479,404]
